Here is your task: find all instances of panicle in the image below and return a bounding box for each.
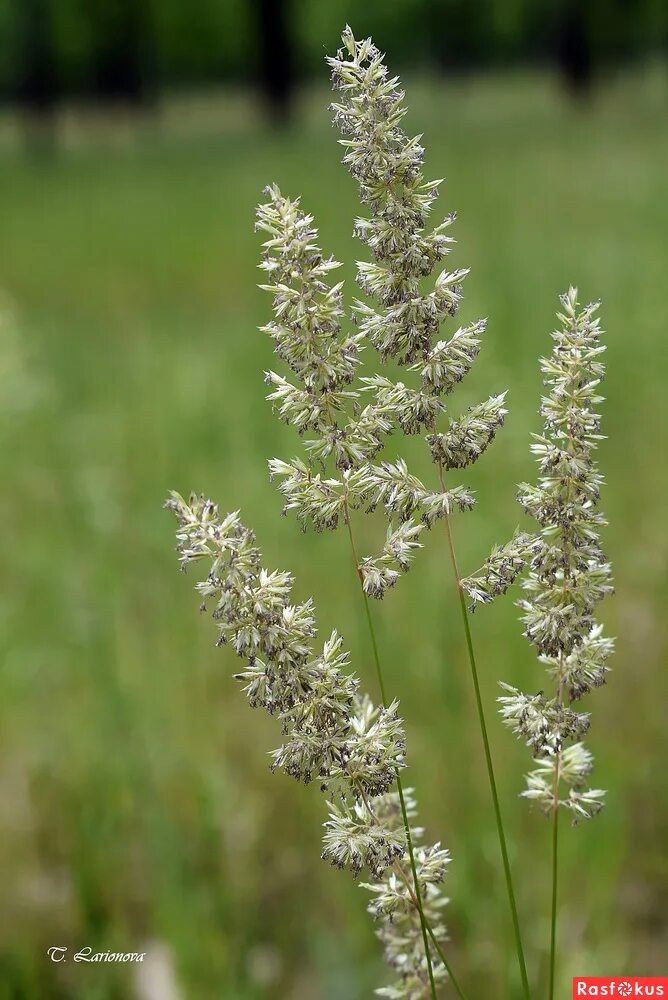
[257,30,509,607]
[410,320,486,396]
[522,744,606,823]
[359,521,426,599]
[165,490,402,799]
[363,459,475,527]
[325,28,508,603]
[498,289,614,821]
[328,26,463,365]
[257,30,511,619]
[497,683,590,756]
[426,393,508,470]
[461,531,537,610]
[540,624,613,702]
[166,490,451,996]
[256,184,360,396]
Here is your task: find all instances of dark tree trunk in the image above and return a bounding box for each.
[87,0,156,106]
[12,0,58,152]
[556,0,593,96]
[426,0,492,73]
[253,0,294,122]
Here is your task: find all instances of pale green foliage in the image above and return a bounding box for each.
[0,294,50,429]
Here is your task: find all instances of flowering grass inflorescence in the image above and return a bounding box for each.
[499,289,613,821]
[256,26,532,995]
[165,492,452,998]
[166,23,616,998]
[460,289,614,997]
[257,27,515,604]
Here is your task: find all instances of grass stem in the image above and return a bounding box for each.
[549,783,559,1000]
[344,499,441,999]
[549,652,565,999]
[438,469,531,999]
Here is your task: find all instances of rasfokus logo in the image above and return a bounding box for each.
[573,978,668,997]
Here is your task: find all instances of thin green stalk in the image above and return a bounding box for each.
[396,776,438,1000]
[354,789,467,1000]
[389,856,468,1000]
[343,504,438,999]
[549,652,565,999]
[439,470,531,999]
[426,924,469,1000]
[549,787,559,1000]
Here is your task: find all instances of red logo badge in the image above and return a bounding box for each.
[573,979,668,998]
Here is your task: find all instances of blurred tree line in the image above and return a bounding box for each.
[1,0,667,121]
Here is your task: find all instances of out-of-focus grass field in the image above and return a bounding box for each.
[1,71,667,999]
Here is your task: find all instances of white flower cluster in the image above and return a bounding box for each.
[329,29,464,366]
[461,531,537,610]
[257,28,508,602]
[502,290,614,821]
[165,492,450,995]
[257,186,453,588]
[426,393,508,470]
[497,683,590,757]
[365,789,451,999]
[329,28,508,569]
[522,744,606,823]
[165,21,621,994]
[358,520,426,599]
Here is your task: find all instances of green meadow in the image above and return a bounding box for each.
[1,70,667,998]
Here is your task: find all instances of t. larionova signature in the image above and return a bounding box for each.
[47,946,146,964]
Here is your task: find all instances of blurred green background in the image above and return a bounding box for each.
[1,2,667,998]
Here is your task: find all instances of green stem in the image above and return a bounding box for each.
[426,924,469,1000]
[439,476,531,999]
[344,502,441,1000]
[549,652,565,999]
[548,789,559,1000]
[360,573,388,705]
[397,776,439,1000]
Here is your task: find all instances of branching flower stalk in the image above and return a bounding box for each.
[343,484,439,999]
[439,474,532,1000]
[256,26,536,995]
[256,180,456,998]
[255,103,467,991]
[166,493,460,998]
[325,29,532,997]
[162,21,619,997]
[470,290,613,997]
